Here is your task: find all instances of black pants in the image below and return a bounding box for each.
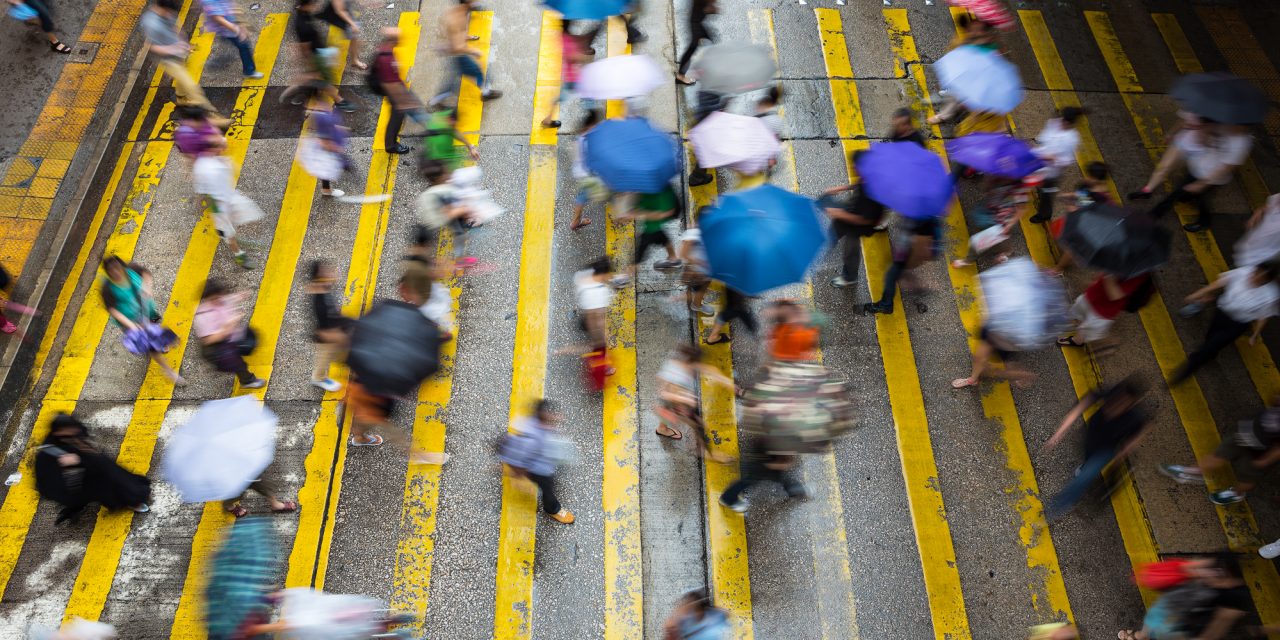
[718,289,758,334]
[875,259,907,307]
[1150,172,1217,226]
[677,22,712,76]
[1174,308,1250,383]
[636,228,671,264]
[721,460,804,505]
[384,109,408,149]
[831,222,871,282]
[1030,176,1059,223]
[527,472,561,514]
[26,0,55,32]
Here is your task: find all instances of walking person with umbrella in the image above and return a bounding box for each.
[1055,270,1153,353]
[617,181,684,283]
[35,414,151,525]
[820,154,886,290]
[1171,260,1280,385]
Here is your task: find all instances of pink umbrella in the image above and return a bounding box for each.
[948,0,1016,31]
[688,112,781,174]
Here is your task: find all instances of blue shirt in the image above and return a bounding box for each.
[201,0,239,37]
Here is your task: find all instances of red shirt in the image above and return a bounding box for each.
[1084,274,1149,319]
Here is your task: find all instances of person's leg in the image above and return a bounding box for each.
[778,469,807,498]
[149,352,184,384]
[1046,449,1114,518]
[839,231,862,283]
[1148,172,1195,219]
[228,35,257,76]
[676,26,704,77]
[1185,183,1218,230]
[24,0,59,45]
[1173,309,1249,383]
[527,473,561,514]
[384,109,406,150]
[1030,177,1058,223]
[720,477,755,506]
[231,356,257,385]
[430,56,465,106]
[868,260,905,312]
[312,341,338,382]
[623,0,645,43]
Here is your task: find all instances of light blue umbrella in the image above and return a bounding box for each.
[935,44,1024,114]
[543,0,628,20]
[583,117,681,193]
[700,185,826,296]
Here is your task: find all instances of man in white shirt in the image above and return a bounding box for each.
[1028,107,1083,223]
[1173,260,1280,384]
[1131,123,1254,232]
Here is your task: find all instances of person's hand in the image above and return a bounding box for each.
[57,453,80,467]
[347,23,360,36]
[1044,433,1063,451]
[468,147,480,161]
[1183,181,1207,194]
[822,186,845,196]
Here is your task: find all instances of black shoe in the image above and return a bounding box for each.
[1183,221,1208,233]
[786,484,810,500]
[1028,214,1050,224]
[627,29,647,44]
[481,89,503,101]
[1127,189,1153,201]
[689,171,713,187]
[863,301,892,315]
[55,507,83,526]
[335,100,357,113]
[387,143,412,154]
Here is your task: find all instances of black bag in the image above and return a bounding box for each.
[366,51,391,96]
[1124,276,1156,313]
[238,326,258,356]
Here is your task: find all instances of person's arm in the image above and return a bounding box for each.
[1102,275,1125,301]
[1187,277,1227,303]
[1183,163,1240,194]
[332,0,357,29]
[1113,423,1152,461]
[1254,443,1280,469]
[212,15,245,39]
[1141,145,1185,192]
[1193,607,1246,640]
[451,128,479,159]
[148,36,190,57]
[695,362,733,387]
[1246,204,1266,230]
[822,184,855,196]
[1045,395,1092,449]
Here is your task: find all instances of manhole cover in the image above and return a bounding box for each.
[68,42,98,64]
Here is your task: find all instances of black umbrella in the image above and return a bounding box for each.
[1060,203,1171,278]
[348,299,440,397]
[1170,72,1267,125]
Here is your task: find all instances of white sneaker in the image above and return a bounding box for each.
[1261,538,1280,559]
[242,377,267,389]
[310,377,342,392]
[321,189,346,198]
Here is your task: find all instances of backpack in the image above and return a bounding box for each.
[366,51,392,96]
[1135,558,1194,591]
[1124,276,1155,313]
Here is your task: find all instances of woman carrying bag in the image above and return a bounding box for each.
[100,256,183,385]
[194,279,265,388]
[35,414,150,525]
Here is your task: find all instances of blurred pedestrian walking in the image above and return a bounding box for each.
[1171,260,1280,385]
[654,343,731,460]
[415,159,477,267]
[674,0,716,85]
[1117,555,1249,640]
[704,287,755,345]
[679,216,713,315]
[574,257,616,390]
[863,215,940,315]
[142,0,227,124]
[371,27,427,154]
[291,0,355,112]
[298,99,351,197]
[1160,394,1280,505]
[889,107,925,145]
[1130,122,1253,232]
[36,414,150,525]
[427,0,501,110]
[541,20,596,129]
[497,399,576,524]
[618,183,683,281]
[1235,193,1280,268]
[399,253,454,342]
[307,260,351,393]
[821,160,886,290]
[194,279,266,388]
[7,0,71,53]
[569,109,607,230]
[420,107,479,173]
[719,434,806,512]
[765,299,821,363]
[661,589,730,640]
[200,0,262,78]
[315,0,364,70]
[191,134,263,269]
[100,256,183,384]
[1027,107,1083,223]
[1056,271,1153,353]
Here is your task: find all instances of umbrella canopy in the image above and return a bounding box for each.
[740,362,856,454]
[348,299,441,397]
[855,142,954,219]
[162,396,277,503]
[583,117,682,193]
[935,45,1024,114]
[279,589,385,640]
[1171,72,1267,125]
[206,518,279,640]
[1059,203,1172,278]
[979,257,1071,351]
[577,54,665,100]
[700,184,826,296]
[947,0,1016,30]
[688,111,781,174]
[542,0,627,20]
[945,133,1045,178]
[689,43,777,96]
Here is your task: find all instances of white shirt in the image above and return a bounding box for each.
[1236,193,1280,268]
[1032,118,1079,178]
[1219,267,1280,323]
[572,137,590,180]
[680,228,708,268]
[1175,130,1252,185]
[415,184,457,231]
[574,269,613,311]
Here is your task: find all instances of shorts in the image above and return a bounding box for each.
[1069,294,1115,343]
[636,228,670,264]
[318,9,358,38]
[348,381,392,424]
[1214,438,1270,486]
[559,81,576,104]
[682,268,710,292]
[203,195,238,241]
[979,325,1014,361]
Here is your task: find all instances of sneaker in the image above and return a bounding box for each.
[387,143,413,154]
[310,377,342,392]
[654,259,683,270]
[689,303,715,316]
[689,171,713,187]
[550,509,575,524]
[245,71,265,80]
[719,495,748,513]
[1158,464,1204,484]
[863,301,892,315]
[335,100,357,113]
[1209,489,1245,505]
[610,274,632,288]
[321,189,346,198]
[830,275,854,288]
[480,89,503,101]
[290,94,305,106]
[234,251,254,270]
[131,503,150,513]
[1178,301,1205,318]
[1261,538,1280,559]
[787,485,810,500]
[242,377,267,389]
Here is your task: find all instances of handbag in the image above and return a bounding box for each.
[237,326,258,355]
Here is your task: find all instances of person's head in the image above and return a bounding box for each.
[588,256,613,279]
[531,398,559,423]
[1199,554,1244,586]
[381,27,401,46]
[411,224,433,250]
[757,85,781,110]
[50,414,88,439]
[398,262,433,305]
[771,298,802,320]
[1060,106,1084,127]
[201,278,229,301]
[176,104,209,124]
[892,107,916,135]
[295,0,319,12]
[678,589,715,618]
[420,159,448,185]
[154,0,182,12]
[579,109,603,133]
[959,14,995,39]
[1084,161,1108,184]
[1250,260,1280,287]
[101,256,127,281]
[1103,375,1147,413]
[308,259,334,286]
[673,343,703,364]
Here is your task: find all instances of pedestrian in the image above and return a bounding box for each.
[674,0,716,86]
[399,253,455,342]
[889,107,925,145]
[1171,260,1280,384]
[292,0,355,112]
[661,589,731,639]
[928,15,999,127]
[142,0,227,124]
[574,257,616,390]
[687,89,728,187]
[372,27,428,154]
[541,20,595,129]
[191,137,262,269]
[315,0,364,71]
[621,0,645,45]
[863,214,939,315]
[950,323,1035,389]
[1129,122,1253,232]
[1117,555,1249,640]
[35,414,151,525]
[1160,394,1280,505]
[950,173,1031,268]
[1054,271,1153,352]
[821,154,886,289]
[427,0,501,110]
[298,99,351,197]
[307,260,351,393]
[6,0,71,53]
[497,399,576,524]
[679,216,714,316]
[199,0,263,79]
[99,256,184,385]
[222,476,295,518]
[705,286,756,345]
[415,159,476,268]
[1046,161,1111,275]
[420,107,479,174]
[718,435,807,512]
[194,279,266,389]
[617,183,683,282]
[764,299,821,363]
[753,84,783,139]
[1235,193,1280,268]
[1043,376,1151,518]
[174,104,227,159]
[0,262,15,335]
[1027,107,1083,223]
[654,344,732,461]
[569,109,607,231]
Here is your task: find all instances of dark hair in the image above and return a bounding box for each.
[580,109,603,132]
[759,85,781,107]
[1061,106,1085,124]
[420,159,447,184]
[308,259,328,281]
[1085,161,1108,181]
[850,148,868,165]
[1107,375,1147,402]
[412,224,433,248]
[532,398,557,419]
[588,256,612,276]
[680,589,714,615]
[102,255,126,272]
[893,107,914,122]
[175,104,209,122]
[1207,554,1244,580]
[1256,259,1280,281]
[157,0,182,11]
[201,278,229,300]
[51,414,87,435]
[674,343,703,363]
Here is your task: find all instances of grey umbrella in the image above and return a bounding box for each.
[1170,72,1267,125]
[1060,203,1171,278]
[690,43,777,96]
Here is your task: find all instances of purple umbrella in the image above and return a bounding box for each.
[945,133,1044,179]
[854,142,955,220]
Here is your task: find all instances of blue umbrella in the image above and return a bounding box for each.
[543,0,628,21]
[583,117,681,193]
[700,184,826,296]
[945,133,1045,179]
[855,142,954,220]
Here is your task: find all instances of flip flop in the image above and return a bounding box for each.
[349,434,384,447]
[656,427,683,440]
[570,219,591,231]
[51,41,72,54]
[705,334,730,345]
[951,377,979,389]
[226,504,249,518]
[271,500,298,513]
[1056,336,1085,348]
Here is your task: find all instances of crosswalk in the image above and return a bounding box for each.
[2,2,1280,638]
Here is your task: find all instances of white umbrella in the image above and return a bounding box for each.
[688,111,781,173]
[935,45,1024,115]
[576,54,666,100]
[979,257,1070,351]
[278,588,384,640]
[162,396,278,503]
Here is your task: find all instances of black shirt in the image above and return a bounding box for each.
[1083,397,1146,458]
[294,10,327,52]
[1182,585,1249,636]
[311,291,349,337]
[892,129,926,146]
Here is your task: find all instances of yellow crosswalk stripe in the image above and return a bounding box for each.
[493,12,560,639]
[1195,6,1280,145]
[818,9,973,638]
[388,11,489,634]
[1019,9,1280,624]
[885,7,1076,626]
[0,13,216,604]
[285,11,422,590]
[747,9,860,639]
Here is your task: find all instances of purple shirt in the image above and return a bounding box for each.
[174,122,221,158]
[200,0,240,37]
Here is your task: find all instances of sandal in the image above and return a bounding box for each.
[1117,631,1138,640]
[226,504,249,518]
[51,41,72,54]
[349,434,384,447]
[1056,336,1085,348]
[656,426,683,440]
[570,219,591,230]
[705,333,730,345]
[951,377,979,389]
[271,500,298,513]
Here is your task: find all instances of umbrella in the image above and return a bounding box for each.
[278,588,384,640]
[740,362,856,454]
[688,111,781,174]
[947,0,1016,31]
[348,299,441,397]
[945,133,1044,178]
[1059,203,1172,278]
[855,142,954,219]
[162,396,277,503]
[689,43,777,96]
[577,54,665,100]
[935,45,1024,114]
[583,117,681,193]
[979,257,1071,351]
[1170,72,1267,125]
[206,518,279,640]
[700,184,826,296]
[542,0,628,20]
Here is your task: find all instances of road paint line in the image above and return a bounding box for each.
[1021,10,1280,624]
[286,11,422,591]
[388,12,488,634]
[818,9,972,639]
[0,12,214,604]
[493,14,560,639]
[748,9,860,639]
[1196,6,1280,145]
